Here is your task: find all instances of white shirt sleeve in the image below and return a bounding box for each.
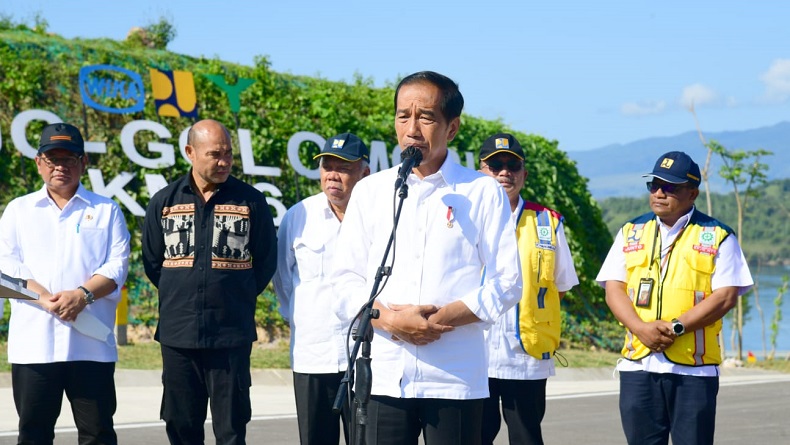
[273,208,296,322]
[91,203,131,288]
[331,185,376,325]
[711,234,754,294]
[459,185,522,324]
[554,222,579,292]
[596,230,627,286]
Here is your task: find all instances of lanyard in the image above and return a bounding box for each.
[648,218,688,278]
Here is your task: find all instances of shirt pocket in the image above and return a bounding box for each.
[74,227,109,270]
[531,248,556,284]
[625,249,650,273]
[293,237,325,282]
[677,250,714,292]
[163,218,194,259]
[215,218,251,261]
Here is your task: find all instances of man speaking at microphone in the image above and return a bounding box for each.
[331,71,522,445]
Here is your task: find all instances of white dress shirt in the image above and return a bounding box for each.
[596,207,753,376]
[486,197,579,380]
[273,192,348,374]
[0,184,130,364]
[331,155,522,400]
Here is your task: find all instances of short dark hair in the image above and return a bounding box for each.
[394,71,464,122]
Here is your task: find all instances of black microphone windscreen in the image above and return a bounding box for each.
[402,146,423,167]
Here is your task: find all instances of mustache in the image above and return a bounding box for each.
[496,178,515,186]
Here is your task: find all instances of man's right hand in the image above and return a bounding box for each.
[31,292,56,313]
[375,303,454,346]
[634,320,676,353]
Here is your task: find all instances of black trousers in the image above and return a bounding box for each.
[293,371,351,445]
[366,395,484,445]
[12,361,117,445]
[481,377,547,445]
[619,370,719,445]
[160,344,252,445]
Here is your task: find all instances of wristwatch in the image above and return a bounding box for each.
[671,318,685,336]
[78,286,95,305]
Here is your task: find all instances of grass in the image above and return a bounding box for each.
[1,340,789,373]
[554,347,622,368]
[0,340,291,372]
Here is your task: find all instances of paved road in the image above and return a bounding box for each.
[1,370,788,444]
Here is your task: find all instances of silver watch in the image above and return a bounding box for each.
[671,318,685,336]
[78,286,95,304]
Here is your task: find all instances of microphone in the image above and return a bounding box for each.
[394,146,423,189]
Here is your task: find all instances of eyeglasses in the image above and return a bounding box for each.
[646,181,688,194]
[484,159,523,174]
[39,155,83,169]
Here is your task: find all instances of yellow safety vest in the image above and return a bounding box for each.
[515,202,563,360]
[620,210,732,365]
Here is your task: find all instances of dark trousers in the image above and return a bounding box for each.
[481,377,547,445]
[619,370,719,445]
[160,344,252,445]
[12,361,117,445]
[366,395,484,445]
[293,371,350,445]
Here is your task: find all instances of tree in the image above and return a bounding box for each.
[708,140,771,361]
[689,104,714,216]
[768,275,787,360]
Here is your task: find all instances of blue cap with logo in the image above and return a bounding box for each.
[478,133,525,161]
[313,133,369,162]
[642,151,701,186]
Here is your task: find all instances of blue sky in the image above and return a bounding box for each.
[3,0,789,151]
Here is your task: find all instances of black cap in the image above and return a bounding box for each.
[642,151,701,186]
[313,133,369,162]
[38,123,85,156]
[478,133,525,161]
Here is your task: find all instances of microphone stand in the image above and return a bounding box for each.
[333,181,412,445]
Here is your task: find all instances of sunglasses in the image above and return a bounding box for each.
[39,155,83,169]
[484,159,523,173]
[646,181,688,194]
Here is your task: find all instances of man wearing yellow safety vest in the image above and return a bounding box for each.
[478,133,579,445]
[597,151,753,445]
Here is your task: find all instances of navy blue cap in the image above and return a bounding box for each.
[642,151,701,186]
[38,123,85,156]
[478,133,525,161]
[313,133,369,162]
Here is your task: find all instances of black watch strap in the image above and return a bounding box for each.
[78,286,95,304]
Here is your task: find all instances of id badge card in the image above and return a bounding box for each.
[636,278,654,308]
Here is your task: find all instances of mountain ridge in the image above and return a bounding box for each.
[565,121,790,199]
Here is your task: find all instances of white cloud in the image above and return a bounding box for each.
[760,59,790,103]
[620,100,666,116]
[680,83,718,110]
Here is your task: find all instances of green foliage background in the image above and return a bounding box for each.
[0,27,619,348]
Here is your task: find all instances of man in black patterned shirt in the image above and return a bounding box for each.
[143,119,277,445]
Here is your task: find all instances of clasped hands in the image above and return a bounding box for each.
[379,303,454,346]
[35,289,87,322]
[636,320,676,353]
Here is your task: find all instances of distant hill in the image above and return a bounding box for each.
[566,122,790,199]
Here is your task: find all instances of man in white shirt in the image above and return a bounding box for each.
[596,151,753,445]
[274,132,370,445]
[0,123,131,445]
[477,133,579,445]
[331,71,522,445]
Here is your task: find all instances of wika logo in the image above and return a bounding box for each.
[78,65,145,114]
[78,64,256,118]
